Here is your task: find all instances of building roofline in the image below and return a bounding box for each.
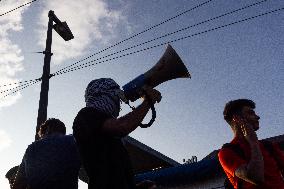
[124,136,180,167]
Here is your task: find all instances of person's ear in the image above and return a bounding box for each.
[232,115,237,122]
[38,129,43,139]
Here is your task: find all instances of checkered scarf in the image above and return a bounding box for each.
[85,78,121,118]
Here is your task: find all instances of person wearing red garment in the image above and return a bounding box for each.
[218,99,284,189]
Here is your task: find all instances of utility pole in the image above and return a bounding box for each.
[35,10,74,140]
[36,11,53,140]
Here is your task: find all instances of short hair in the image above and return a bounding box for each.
[39,118,66,137]
[223,99,255,124]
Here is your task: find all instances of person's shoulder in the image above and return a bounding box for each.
[76,107,108,118]
[219,141,248,165]
[25,143,34,153]
[24,139,46,156]
[28,139,45,148]
[52,134,76,144]
[65,134,75,138]
[32,134,71,145]
[63,135,77,143]
[78,106,101,114]
[218,141,240,158]
[74,107,110,125]
[218,143,230,157]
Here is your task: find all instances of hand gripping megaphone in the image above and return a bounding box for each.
[122,44,191,127]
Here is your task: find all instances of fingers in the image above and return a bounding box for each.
[240,123,247,136]
[232,116,250,135]
[233,116,258,143]
[141,86,162,104]
[239,119,251,136]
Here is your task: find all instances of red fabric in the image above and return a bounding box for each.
[218,137,284,189]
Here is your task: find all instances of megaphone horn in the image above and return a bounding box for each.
[144,44,190,87]
[123,44,191,102]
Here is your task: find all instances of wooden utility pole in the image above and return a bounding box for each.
[36,11,54,140]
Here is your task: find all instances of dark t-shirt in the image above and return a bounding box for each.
[73,107,135,189]
[19,134,81,189]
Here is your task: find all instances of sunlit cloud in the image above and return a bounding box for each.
[0,130,12,152]
[0,177,10,189]
[37,0,127,64]
[0,0,29,108]
[0,0,129,108]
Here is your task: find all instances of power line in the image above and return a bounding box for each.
[54,0,216,74]
[51,7,284,77]
[1,4,282,91]
[0,78,41,88]
[0,82,32,94]
[53,0,269,76]
[0,0,214,89]
[0,78,41,94]
[2,80,40,99]
[0,0,40,89]
[0,0,38,17]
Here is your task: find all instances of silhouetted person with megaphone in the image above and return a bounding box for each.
[73,78,160,189]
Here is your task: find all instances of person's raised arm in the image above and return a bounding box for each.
[234,118,264,185]
[102,87,161,137]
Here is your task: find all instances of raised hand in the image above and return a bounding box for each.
[141,85,162,104]
[233,116,258,145]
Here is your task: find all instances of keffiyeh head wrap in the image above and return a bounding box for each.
[85,78,121,118]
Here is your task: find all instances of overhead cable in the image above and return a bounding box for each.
[53,0,269,75]
[52,7,284,77]
[0,0,38,17]
[54,0,216,74]
[0,78,41,88]
[0,79,41,94]
[1,4,282,90]
[2,80,40,99]
[0,0,214,88]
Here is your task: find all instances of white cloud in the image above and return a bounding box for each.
[0,177,10,189]
[0,1,29,108]
[0,0,128,108]
[37,0,127,64]
[0,130,12,152]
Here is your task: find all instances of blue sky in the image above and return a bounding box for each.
[0,0,283,188]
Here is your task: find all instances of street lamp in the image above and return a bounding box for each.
[53,21,74,41]
[36,10,74,140]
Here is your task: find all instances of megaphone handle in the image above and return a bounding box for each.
[139,92,156,128]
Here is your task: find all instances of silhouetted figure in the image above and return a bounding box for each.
[218,99,284,189]
[73,78,160,189]
[13,118,81,189]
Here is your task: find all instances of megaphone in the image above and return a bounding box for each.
[122,44,191,102]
